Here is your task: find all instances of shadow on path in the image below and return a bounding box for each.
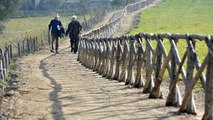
[39,47,69,120]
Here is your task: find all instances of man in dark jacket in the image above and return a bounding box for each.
[49,14,64,53]
[65,15,82,54]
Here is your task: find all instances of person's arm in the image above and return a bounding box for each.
[48,20,53,31]
[65,23,70,36]
[59,20,63,27]
[59,20,65,34]
[78,22,82,32]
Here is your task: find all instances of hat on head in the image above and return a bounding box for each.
[72,15,77,19]
[55,14,60,18]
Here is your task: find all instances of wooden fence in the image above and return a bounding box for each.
[83,0,155,38]
[77,33,213,120]
[77,0,213,119]
[0,35,48,96]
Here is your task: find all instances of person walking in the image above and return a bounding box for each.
[65,15,82,54]
[49,14,64,53]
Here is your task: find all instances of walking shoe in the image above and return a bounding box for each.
[56,51,59,54]
[50,50,54,53]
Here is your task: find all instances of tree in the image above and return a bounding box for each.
[111,0,137,6]
[46,0,63,10]
[112,0,125,6]
[0,0,20,33]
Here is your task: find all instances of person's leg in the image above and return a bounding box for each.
[74,36,79,54]
[70,38,74,52]
[55,36,59,53]
[51,34,55,52]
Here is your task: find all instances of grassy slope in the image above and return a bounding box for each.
[129,0,213,84]
[130,0,213,35]
[129,0,213,59]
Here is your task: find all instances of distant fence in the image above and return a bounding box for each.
[0,33,48,96]
[78,33,213,120]
[83,0,155,38]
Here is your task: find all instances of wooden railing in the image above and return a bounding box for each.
[0,35,48,96]
[83,0,156,38]
[77,33,213,120]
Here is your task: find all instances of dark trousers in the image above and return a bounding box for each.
[51,33,59,51]
[70,35,79,53]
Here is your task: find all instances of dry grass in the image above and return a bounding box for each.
[0,16,83,48]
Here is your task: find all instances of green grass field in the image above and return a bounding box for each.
[130,0,213,35]
[129,0,213,86]
[129,0,212,61]
[0,16,81,48]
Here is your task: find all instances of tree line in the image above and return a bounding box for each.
[0,0,19,33]
[0,0,139,33]
[20,0,138,11]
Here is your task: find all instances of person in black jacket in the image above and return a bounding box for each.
[49,14,65,53]
[65,15,82,54]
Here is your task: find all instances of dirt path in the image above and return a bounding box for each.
[113,0,163,37]
[11,42,202,120]
[6,0,204,120]
[91,9,122,30]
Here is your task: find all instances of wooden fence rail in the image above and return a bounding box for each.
[0,35,48,96]
[83,0,156,38]
[77,33,213,120]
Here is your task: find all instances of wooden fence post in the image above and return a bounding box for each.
[97,38,103,73]
[35,37,39,51]
[27,38,30,54]
[120,37,129,82]
[103,38,111,77]
[97,39,102,73]
[106,38,116,79]
[81,38,86,64]
[184,38,197,114]
[77,38,81,61]
[143,36,154,93]
[164,38,182,107]
[87,40,93,69]
[114,38,122,80]
[18,42,21,57]
[79,38,84,62]
[9,45,13,62]
[94,39,100,71]
[125,36,136,85]
[22,40,25,55]
[4,47,9,74]
[84,39,89,68]
[203,48,213,120]
[0,49,5,93]
[134,34,145,88]
[99,38,106,75]
[2,49,7,84]
[82,38,87,65]
[90,39,95,69]
[151,35,163,98]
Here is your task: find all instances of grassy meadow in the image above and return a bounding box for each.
[0,16,81,48]
[129,0,213,86]
[130,0,213,35]
[129,0,213,61]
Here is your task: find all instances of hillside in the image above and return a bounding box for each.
[130,0,213,35]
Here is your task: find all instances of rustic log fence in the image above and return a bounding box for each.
[83,0,155,38]
[78,33,213,120]
[0,34,48,96]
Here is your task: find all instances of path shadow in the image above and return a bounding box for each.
[39,47,69,120]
